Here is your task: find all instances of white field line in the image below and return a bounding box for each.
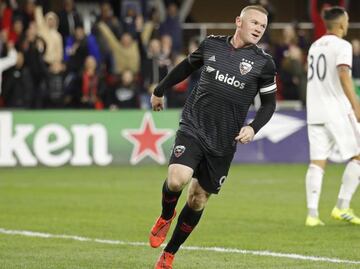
[1,228,359,265]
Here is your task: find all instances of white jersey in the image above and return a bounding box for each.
[306,34,353,124]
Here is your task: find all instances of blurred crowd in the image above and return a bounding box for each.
[0,0,196,109]
[0,0,359,110]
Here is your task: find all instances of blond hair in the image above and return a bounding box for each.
[240,5,268,17]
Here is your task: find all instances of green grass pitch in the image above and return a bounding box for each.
[0,164,359,269]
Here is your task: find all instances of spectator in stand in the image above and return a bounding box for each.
[108,69,139,109]
[121,3,138,38]
[140,39,168,109]
[136,15,168,109]
[57,0,82,47]
[97,1,123,38]
[19,21,47,108]
[35,5,65,107]
[20,0,45,32]
[294,22,311,52]
[140,37,169,109]
[65,55,104,109]
[34,5,63,70]
[1,0,15,34]
[64,23,101,80]
[279,44,307,104]
[93,1,123,66]
[0,1,23,47]
[159,2,182,54]
[64,24,89,76]
[97,21,140,75]
[160,34,173,66]
[165,54,189,108]
[2,51,33,108]
[8,16,24,47]
[274,24,298,68]
[63,24,90,98]
[141,7,161,46]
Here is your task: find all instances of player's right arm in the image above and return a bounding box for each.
[151,38,205,111]
[338,65,360,121]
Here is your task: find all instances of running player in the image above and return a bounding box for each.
[150,5,277,268]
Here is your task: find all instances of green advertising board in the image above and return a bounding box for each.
[0,110,180,167]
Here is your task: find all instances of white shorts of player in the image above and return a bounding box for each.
[308,112,360,161]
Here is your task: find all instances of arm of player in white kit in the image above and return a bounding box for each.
[338,65,360,122]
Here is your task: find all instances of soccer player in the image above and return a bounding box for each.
[149,5,277,268]
[305,6,360,227]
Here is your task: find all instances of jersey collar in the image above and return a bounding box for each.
[227,36,256,50]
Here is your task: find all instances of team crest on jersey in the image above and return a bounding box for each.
[239,58,254,75]
[174,145,186,157]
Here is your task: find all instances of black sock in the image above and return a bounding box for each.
[161,179,182,220]
[164,203,204,254]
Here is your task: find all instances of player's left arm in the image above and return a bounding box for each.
[236,58,276,144]
[151,38,205,111]
[337,41,360,121]
[249,58,277,132]
[338,65,360,121]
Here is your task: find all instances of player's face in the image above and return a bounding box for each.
[236,10,268,45]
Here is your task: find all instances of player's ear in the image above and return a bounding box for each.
[339,20,345,33]
[340,15,347,31]
[235,16,242,28]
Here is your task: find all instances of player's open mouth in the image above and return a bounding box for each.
[251,33,259,38]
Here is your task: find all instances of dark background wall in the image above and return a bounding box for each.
[189,0,359,23]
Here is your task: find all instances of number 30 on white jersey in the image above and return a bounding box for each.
[306,34,353,124]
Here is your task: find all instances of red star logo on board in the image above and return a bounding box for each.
[122,112,174,165]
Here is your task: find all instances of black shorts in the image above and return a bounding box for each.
[169,131,234,194]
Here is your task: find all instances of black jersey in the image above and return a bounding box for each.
[178,35,276,156]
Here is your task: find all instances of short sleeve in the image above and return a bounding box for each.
[188,39,205,69]
[336,41,352,68]
[258,58,277,95]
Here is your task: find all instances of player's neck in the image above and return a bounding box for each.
[326,29,343,38]
[231,32,248,48]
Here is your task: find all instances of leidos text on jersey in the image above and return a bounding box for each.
[214,70,246,89]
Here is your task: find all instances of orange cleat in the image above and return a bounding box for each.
[154,251,175,269]
[149,211,176,248]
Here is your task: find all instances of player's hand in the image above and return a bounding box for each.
[151,94,164,111]
[235,126,255,144]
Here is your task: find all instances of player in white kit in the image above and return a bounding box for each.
[305,6,360,226]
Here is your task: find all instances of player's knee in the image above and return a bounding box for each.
[188,192,208,211]
[167,177,185,192]
[167,165,192,191]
